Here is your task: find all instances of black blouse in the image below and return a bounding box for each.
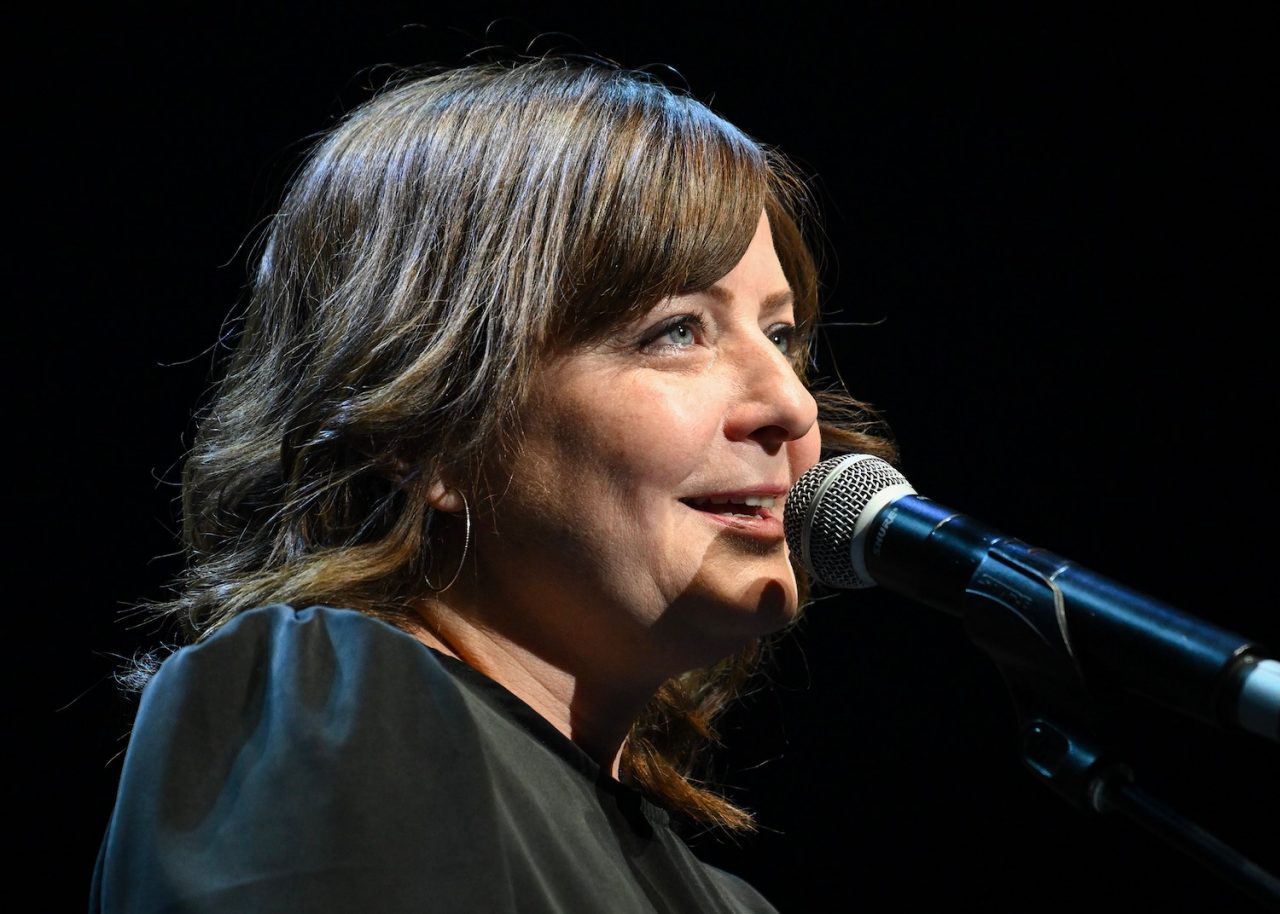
[89,604,779,913]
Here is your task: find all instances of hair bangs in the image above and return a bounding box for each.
[550,82,774,348]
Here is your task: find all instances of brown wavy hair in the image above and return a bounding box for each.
[143,57,895,832]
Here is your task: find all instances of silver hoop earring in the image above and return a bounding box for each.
[424,491,471,593]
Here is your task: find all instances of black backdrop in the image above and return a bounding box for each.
[22,4,1276,911]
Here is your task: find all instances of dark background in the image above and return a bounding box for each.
[21,3,1276,911]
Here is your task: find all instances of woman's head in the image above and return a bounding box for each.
[183,57,831,624]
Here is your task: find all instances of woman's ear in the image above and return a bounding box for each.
[426,477,465,514]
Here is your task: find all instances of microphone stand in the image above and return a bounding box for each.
[957,540,1280,909]
[1015,713,1279,908]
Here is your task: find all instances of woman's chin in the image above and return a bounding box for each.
[654,579,798,667]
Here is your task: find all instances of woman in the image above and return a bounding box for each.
[91,57,894,912]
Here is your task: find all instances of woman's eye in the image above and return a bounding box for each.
[767,324,796,355]
[663,322,696,347]
[643,316,704,351]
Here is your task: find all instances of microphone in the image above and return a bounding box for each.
[784,453,1279,743]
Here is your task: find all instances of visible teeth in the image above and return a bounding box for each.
[687,495,776,507]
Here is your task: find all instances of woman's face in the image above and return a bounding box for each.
[469,211,821,680]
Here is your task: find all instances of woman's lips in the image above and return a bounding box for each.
[680,498,785,540]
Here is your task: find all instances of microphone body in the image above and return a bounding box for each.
[786,454,1279,742]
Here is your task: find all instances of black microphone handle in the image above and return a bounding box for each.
[863,493,1274,739]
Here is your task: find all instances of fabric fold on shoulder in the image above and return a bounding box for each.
[92,604,519,913]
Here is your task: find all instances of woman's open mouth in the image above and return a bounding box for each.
[681,495,776,518]
[679,494,785,541]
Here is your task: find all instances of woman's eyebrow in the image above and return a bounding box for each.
[702,283,795,316]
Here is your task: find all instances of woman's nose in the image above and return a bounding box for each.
[725,335,819,452]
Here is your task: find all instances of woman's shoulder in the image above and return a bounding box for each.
[145,604,456,719]
[138,603,479,759]
[155,602,436,680]
[95,604,501,911]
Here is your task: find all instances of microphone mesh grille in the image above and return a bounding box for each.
[785,454,910,588]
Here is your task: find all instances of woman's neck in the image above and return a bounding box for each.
[409,604,656,780]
